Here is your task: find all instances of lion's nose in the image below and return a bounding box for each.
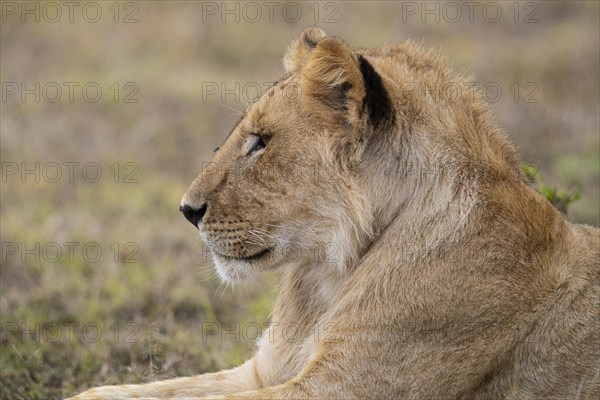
[179,203,207,228]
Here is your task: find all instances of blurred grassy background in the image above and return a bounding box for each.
[1,1,598,398]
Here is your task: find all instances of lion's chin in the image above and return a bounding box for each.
[212,249,273,283]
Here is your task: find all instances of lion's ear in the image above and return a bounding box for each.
[300,37,394,160]
[300,37,368,132]
[283,26,327,74]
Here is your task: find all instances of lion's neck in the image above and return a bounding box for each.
[280,113,521,311]
[360,120,518,255]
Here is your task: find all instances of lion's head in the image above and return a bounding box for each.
[180,27,396,282]
[180,26,517,283]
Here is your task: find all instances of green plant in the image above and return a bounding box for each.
[521,163,581,214]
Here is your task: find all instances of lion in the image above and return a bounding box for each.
[70,27,599,400]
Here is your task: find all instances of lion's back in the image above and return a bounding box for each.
[509,222,600,399]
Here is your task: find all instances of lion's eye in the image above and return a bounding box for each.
[246,134,268,156]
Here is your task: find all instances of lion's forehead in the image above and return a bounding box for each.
[249,75,301,118]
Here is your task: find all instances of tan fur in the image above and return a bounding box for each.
[70,27,599,400]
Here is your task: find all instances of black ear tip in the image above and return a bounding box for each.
[304,36,318,48]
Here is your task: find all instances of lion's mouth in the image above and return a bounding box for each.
[213,247,273,262]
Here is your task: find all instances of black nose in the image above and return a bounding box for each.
[180,203,207,228]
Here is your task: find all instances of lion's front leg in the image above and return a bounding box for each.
[202,382,309,400]
[67,359,260,400]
